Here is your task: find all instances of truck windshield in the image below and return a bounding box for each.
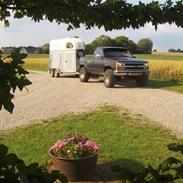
[104,48,133,58]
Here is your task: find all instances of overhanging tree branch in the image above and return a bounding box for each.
[0,0,183,30]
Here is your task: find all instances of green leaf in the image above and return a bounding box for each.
[159,157,182,172]
[3,19,10,27]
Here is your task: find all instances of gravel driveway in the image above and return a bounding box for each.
[0,71,183,138]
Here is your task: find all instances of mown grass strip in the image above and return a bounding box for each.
[149,80,183,94]
[136,54,183,61]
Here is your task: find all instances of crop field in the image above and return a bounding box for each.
[148,59,183,80]
[24,57,48,71]
[137,53,183,81]
[23,53,183,81]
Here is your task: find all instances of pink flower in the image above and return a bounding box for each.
[52,140,67,151]
[83,140,100,152]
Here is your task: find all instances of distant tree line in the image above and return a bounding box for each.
[36,43,49,54]
[168,48,183,53]
[1,44,49,54]
[1,46,38,54]
[85,35,153,54]
[1,36,154,55]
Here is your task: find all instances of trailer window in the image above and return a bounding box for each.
[66,42,73,48]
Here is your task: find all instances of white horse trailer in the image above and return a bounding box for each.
[49,38,85,77]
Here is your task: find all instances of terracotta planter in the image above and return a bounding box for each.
[49,148,98,181]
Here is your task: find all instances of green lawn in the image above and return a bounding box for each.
[0,106,182,173]
[136,54,183,61]
[149,80,183,94]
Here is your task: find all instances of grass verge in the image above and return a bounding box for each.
[0,105,182,172]
[149,80,183,94]
[136,54,183,61]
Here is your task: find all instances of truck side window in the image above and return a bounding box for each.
[94,48,103,60]
[94,48,99,56]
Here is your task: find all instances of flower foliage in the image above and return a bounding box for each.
[51,134,100,159]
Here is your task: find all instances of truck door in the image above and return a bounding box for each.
[92,48,105,75]
[63,51,76,72]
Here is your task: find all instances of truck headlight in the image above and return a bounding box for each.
[116,62,122,67]
[116,62,122,71]
[144,63,149,67]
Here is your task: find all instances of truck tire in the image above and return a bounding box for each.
[104,69,115,88]
[136,75,148,87]
[50,69,55,77]
[79,67,89,82]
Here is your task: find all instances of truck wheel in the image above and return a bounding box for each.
[79,67,89,82]
[136,75,148,87]
[50,69,55,77]
[104,69,115,88]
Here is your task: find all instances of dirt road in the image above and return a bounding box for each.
[0,71,183,137]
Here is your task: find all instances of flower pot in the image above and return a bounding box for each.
[49,148,98,181]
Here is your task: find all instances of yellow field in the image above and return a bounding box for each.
[148,59,183,80]
[24,58,49,71]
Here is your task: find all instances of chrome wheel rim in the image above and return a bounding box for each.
[80,70,85,79]
[104,76,109,86]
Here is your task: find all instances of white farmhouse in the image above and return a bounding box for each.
[20,48,28,54]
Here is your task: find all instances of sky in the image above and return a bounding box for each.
[0,0,182,51]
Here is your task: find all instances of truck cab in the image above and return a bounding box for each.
[79,47,150,88]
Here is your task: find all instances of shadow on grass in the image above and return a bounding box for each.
[148,79,183,89]
[113,79,182,90]
[93,159,144,182]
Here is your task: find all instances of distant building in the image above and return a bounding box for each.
[1,47,14,54]
[20,47,28,54]
[25,46,38,54]
[0,49,3,54]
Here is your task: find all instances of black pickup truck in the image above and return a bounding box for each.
[79,47,150,88]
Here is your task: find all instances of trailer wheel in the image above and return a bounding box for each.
[79,67,89,82]
[136,75,148,87]
[55,70,60,78]
[104,69,115,88]
[50,69,55,77]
